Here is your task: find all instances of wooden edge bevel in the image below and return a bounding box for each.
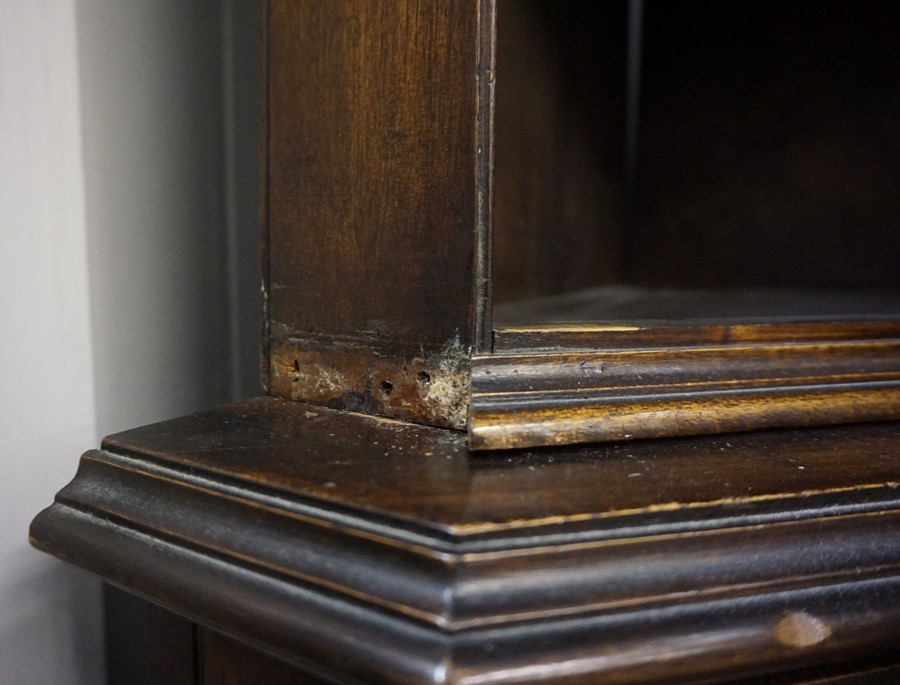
[473,0,497,354]
[27,497,900,685]
[259,0,272,393]
[28,414,900,683]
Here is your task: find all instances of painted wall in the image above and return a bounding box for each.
[1,2,104,682]
[0,1,259,682]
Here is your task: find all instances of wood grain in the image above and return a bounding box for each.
[481,289,900,450]
[262,0,496,424]
[264,0,487,366]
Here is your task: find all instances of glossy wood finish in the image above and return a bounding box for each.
[480,289,900,450]
[494,321,900,353]
[155,611,900,685]
[30,398,900,684]
[471,335,900,450]
[27,3,900,683]
[263,0,493,421]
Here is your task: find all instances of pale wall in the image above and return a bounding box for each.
[0,1,259,682]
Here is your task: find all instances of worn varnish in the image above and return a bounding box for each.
[481,288,900,449]
[471,336,900,450]
[30,398,900,684]
[263,0,493,421]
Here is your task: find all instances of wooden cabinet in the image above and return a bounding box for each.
[31,2,900,683]
[261,0,900,450]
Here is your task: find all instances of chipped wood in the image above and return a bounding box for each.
[269,337,470,430]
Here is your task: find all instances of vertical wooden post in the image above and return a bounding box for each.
[262,0,494,428]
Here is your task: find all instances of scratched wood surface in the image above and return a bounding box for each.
[481,286,900,450]
[472,330,900,450]
[90,398,900,532]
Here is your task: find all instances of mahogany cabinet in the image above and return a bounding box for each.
[32,1,900,683]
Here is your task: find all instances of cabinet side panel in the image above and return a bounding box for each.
[198,628,330,685]
[148,606,197,685]
[492,0,627,303]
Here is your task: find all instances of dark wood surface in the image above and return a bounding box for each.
[30,398,900,684]
[148,605,331,684]
[471,345,900,450]
[480,286,900,450]
[491,2,900,299]
[260,0,900,453]
[731,658,900,685]
[28,2,900,683]
[148,605,197,685]
[493,286,900,329]
[198,628,329,685]
[150,609,900,685]
[628,0,900,289]
[263,0,488,357]
[87,398,900,535]
[492,0,625,302]
[495,321,900,355]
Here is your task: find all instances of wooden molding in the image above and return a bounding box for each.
[268,320,900,450]
[471,332,900,450]
[30,398,900,684]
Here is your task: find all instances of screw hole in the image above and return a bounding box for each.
[417,371,431,385]
[379,380,393,397]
